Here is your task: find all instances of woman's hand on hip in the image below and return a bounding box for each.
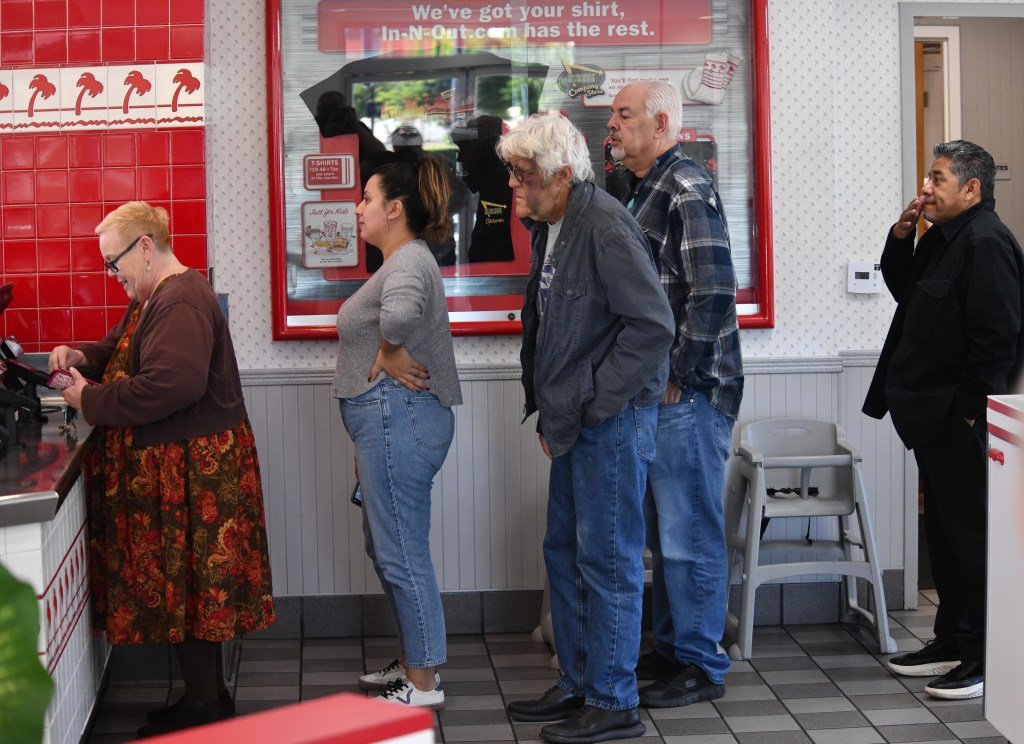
[61,367,88,410]
[48,345,85,372]
[370,345,430,393]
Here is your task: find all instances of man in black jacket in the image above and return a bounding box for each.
[864,140,1024,701]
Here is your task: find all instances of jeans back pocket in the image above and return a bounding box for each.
[404,397,455,450]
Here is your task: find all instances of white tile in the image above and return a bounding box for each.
[154,62,205,127]
[3,523,42,554]
[11,67,62,133]
[58,66,110,131]
[106,64,157,129]
[4,549,45,594]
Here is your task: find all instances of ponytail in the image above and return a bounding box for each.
[372,154,453,243]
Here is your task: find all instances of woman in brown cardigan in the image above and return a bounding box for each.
[49,201,275,738]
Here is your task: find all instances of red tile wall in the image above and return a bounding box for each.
[0,0,205,352]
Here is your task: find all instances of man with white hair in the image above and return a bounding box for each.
[608,81,743,708]
[499,112,674,743]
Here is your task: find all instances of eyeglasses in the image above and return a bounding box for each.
[503,161,541,185]
[104,233,150,274]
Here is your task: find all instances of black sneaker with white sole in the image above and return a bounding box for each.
[924,660,984,700]
[884,638,961,677]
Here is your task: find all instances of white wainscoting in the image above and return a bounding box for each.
[241,354,917,608]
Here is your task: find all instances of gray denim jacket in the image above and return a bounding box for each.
[520,180,674,457]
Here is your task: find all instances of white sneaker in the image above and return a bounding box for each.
[377,675,445,711]
[359,658,405,691]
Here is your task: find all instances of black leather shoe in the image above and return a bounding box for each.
[508,685,586,722]
[884,638,960,677]
[540,705,645,743]
[145,688,235,724]
[635,649,674,681]
[639,662,725,708]
[136,698,234,738]
[924,660,984,700]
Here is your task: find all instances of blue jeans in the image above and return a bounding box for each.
[339,378,454,668]
[645,389,734,684]
[545,403,656,710]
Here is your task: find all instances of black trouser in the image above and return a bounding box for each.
[913,414,988,664]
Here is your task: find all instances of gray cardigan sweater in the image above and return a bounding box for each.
[332,240,462,407]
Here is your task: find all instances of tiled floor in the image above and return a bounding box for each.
[87,590,1007,743]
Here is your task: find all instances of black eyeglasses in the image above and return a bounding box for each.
[503,161,541,185]
[104,233,150,274]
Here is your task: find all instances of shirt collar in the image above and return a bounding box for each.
[936,198,995,241]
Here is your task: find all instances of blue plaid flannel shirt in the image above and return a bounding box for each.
[629,145,743,418]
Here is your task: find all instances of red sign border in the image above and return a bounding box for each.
[266,0,774,339]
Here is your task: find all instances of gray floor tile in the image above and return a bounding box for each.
[233,686,300,701]
[761,670,832,685]
[240,646,301,661]
[301,671,359,686]
[237,671,300,687]
[663,735,738,744]
[99,686,169,704]
[442,668,498,682]
[494,666,557,680]
[836,679,909,696]
[929,702,985,723]
[302,644,362,659]
[796,710,871,729]
[300,684,362,700]
[725,713,800,732]
[862,707,939,726]
[714,699,789,717]
[806,729,885,744]
[302,657,365,672]
[653,716,731,736]
[237,658,300,673]
[720,684,778,701]
[446,641,489,656]
[751,656,817,672]
[443,654,492,669]
[945,720,1002,739]
[497,678,559,694]
[875,723,956,742]
[771,682,844,699]
[440,723,516,741]
[437,709,511,726]
[446,680,500,695]
[647,701,721,719]
[728,671,767,686]
[233,699,296,714]
[491,652,552,667]
[826,666,901,682]
[733,732,812,744]
[304,636,362,647]
[849,693,923,711]
[441,694,505,711]
[783,697,857,714]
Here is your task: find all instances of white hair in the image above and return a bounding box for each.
[643,81,683,141]
[496,111,594,185]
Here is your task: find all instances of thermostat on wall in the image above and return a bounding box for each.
[847,260,882,294]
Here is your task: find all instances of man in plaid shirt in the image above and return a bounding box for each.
[608,80,744,708]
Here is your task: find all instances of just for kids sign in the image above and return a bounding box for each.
[318,0,712,52]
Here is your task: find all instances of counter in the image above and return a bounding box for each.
[985,394,1024,743]
[0,400,108,744]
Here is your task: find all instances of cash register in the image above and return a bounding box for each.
[0,283,54,450]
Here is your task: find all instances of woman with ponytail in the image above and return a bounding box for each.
[331,155,462,710]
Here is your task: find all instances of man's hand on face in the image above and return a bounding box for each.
[893,196,924,240]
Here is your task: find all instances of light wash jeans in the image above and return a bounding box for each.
[340,378,454,668]
[645,388,734,684]
[545,402,657,710]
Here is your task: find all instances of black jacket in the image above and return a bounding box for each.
[863,200,1024,449]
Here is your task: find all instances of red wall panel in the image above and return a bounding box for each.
[0,0,206,350]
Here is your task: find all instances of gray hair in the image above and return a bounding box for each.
[496,111,594,185]
[642,81,683,140]
[933,140,996,199]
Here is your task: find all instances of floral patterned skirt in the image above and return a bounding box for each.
[85,420,276,644]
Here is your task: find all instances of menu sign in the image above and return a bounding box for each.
[304,154,356,190]
[301,202,358,268]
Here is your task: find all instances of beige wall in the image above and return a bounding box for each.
[945,18,1024,237]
